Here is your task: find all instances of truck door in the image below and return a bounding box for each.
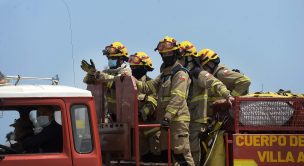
[65,98,102,166]
[0,99,73,166]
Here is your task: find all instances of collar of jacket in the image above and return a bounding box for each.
[138,75,147,82]
[161,61,181,75]
[212,64,226,75]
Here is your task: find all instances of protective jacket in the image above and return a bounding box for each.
[209,64,250,102]
[136,62,191,122]
[189,68,231,123]
[83,63,131,120]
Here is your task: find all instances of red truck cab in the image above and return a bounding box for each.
[0,84,102,166]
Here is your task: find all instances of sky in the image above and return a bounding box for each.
[0,0,303,93]
[0,0,304,146]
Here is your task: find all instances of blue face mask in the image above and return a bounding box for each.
[108,59,117,68]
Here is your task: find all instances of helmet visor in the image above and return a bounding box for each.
[103,45,125,56]
[105,46,119,54]
[156,41,176,52]
[128,55,142,65]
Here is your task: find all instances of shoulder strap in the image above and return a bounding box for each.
[159,64,193,100]
[160,64,189,80]
[171,64,189,77]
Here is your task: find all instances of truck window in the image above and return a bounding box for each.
[70,105,93,153]
[0,105,63,154]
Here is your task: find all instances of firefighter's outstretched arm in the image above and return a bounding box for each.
[199,70,233,106]
[216,68,251,96]
[82,60,131,84]
[136,74,161,95]
[96,66,132,82]
[199,71,230,98]
[231,75,251,96]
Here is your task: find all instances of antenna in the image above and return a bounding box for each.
[61,0,76,87]
[261,84,264,92]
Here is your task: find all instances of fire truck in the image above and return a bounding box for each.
[0,75,303,166]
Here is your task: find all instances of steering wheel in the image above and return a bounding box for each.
[0,144,19,154]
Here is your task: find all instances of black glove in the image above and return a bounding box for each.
[81,59,96,75]
[160,118,170,128]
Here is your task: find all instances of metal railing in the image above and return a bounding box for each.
[4,75,59,85]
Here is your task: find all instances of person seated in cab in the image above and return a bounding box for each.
[23,106,63,153]
[8,110,35,153]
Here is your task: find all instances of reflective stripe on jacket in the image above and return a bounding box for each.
[189,69,231,123]
[136,62,191,122]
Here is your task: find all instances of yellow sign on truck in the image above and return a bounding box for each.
[234,134,304,165]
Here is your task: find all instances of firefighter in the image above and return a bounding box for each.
[179,41,234,165]
[128,52,160,159]
[81,41,131,121]
[197,49,250,164]
[136,36,195,166]
[198,49,251,97]
[129,52,157,122]
[9,111,35,152]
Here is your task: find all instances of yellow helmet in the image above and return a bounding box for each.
[129,52,154,71]
[179,41,198,57]
[154,36,179,53]
[198,48,219,65]
[102,41,128,57]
